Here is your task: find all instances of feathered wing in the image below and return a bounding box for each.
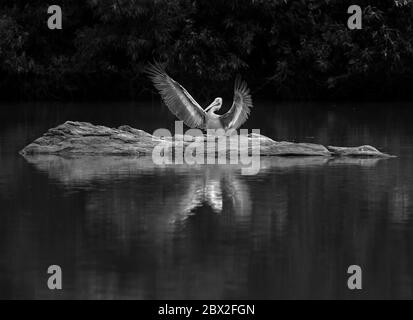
[145,62,206,129]
[220,77,253,130]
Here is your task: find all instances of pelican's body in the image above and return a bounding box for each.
[205,115,223,130]
[146,63,253,132]
[204,99,224,129]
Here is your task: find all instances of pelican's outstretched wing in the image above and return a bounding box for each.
[146,62,206,129]
[220,77,253,130]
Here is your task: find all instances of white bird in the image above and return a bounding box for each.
[146,62,253,131]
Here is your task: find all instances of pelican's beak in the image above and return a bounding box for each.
[205,100,219,112]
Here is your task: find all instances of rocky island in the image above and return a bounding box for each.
[20,121,394,158]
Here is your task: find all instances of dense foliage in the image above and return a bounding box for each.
[1,0,413,100]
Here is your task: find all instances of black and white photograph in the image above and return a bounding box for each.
[1,0,413,304]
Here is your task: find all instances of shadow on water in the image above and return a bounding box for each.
[1,102,413,299]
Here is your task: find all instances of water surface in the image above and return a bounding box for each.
[0,101,412,299]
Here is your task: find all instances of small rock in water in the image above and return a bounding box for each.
[327,145,395,158]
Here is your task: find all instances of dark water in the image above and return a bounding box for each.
[1,101,413,299]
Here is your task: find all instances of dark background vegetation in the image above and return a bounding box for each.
[1,0,413,101]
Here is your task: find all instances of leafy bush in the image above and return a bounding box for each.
[0,0,413,100]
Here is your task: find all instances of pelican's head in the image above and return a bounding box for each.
[206,97,222,113]
[214,97,223,109]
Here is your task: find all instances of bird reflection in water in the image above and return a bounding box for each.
[171,165,251,221]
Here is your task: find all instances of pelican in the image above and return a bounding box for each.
[146,62,253,131]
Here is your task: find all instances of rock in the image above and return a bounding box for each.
[20,121,394,158]
[262,141,331,156]
[21,121,163,156]
[327,145,395,157]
